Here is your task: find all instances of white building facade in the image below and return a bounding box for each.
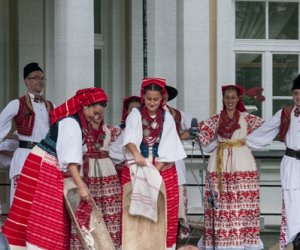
[0,0,299,228]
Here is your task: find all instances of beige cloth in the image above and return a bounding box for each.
[122,181,167,250]
[129,162,162,222]
[64,178,115,250]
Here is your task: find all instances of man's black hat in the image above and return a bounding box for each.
[23,62,43,79]
[166,85,178,101]
[292,74,300,91]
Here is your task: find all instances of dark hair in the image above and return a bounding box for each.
[90,101,107,107]
[143,83,163,95]
[222,86,239,96]
[125,97,141,111]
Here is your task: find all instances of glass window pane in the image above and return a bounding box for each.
[273,54,299,96]
[273,99,293,115]
[94,49,102,88]
[235,1,266,39]
[94,0,102,34]
[269,2,299,40]
[236,53,263,116]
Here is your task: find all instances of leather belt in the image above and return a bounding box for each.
[19,140,38,149]
[285,147,300,160]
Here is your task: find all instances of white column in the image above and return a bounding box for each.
[53,0,94,105]
[0,0,8,109]
[147,0,177,103]
[178,0,210,120]
[216,0,235,110]
[18,0,45,95]
[130,0,144,95]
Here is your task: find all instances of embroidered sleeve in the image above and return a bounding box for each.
[245,113,264,135]
[199,114,219,145]
[108,125,122,143]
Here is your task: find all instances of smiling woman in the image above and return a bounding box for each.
[196,84,264,250]
[120,78,186,250]
[2,87,116,250]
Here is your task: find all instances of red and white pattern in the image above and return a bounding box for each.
[245,113,264,134]
[198,112,263,250]
[203,171,260,248]
[3,149,70,250]
[279,197,287,250]
[70,125,122,249]
[199,114,220,145]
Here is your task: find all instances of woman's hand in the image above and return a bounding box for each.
[68,163,90,201]
[127,143,147,166]
[134,152,146,166]
[155,162,166,171]
[78,186,90,201]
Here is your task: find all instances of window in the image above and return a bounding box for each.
[234,1,300,120]
[236,53,263,116]
[272,54,299,113]
[236,1,299,40]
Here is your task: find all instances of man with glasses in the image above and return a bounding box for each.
[0,62,54,205]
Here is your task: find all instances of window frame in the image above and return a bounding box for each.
[217,0,300,150]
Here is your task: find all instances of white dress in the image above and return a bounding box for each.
[247,107,300,249]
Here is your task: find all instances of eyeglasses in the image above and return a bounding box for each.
[99,102,107,107]
[27,77,46,82]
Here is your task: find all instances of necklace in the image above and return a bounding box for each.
[142,117,158,136]
[86,122,106,151]
[94,133,106,150]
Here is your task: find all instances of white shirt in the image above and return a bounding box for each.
[0,93,51,178]
[247,107,300,189]
[122,108,187,163]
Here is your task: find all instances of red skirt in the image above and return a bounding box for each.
[2,148,70,250]
[121,164,179,248]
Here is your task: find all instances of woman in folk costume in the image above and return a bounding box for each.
[120,78,186,250]
[2,87,109,250]
[70,92,122,249]
[197,85,264,250]
[247,74,300,250]
[119,96,141,130]
[110,96,141,179]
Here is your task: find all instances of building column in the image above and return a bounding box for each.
[52,0,94,105]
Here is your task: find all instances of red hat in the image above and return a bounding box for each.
[140,78,167,104]
[221,84,246,112]
[50,87,108,125]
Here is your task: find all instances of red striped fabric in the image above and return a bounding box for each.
[2,153,42,246]
[2,150,71,250]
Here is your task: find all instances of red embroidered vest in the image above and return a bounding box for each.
[278,105,293,142]
[14,94,54,136]
[167,105,182,134]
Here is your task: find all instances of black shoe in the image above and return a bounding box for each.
[293,233,300,250]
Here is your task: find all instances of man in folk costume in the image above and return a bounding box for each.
[0,62,54,204]
[247,74,300,250]
[120,78,186,250]
[163,85,193,239]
